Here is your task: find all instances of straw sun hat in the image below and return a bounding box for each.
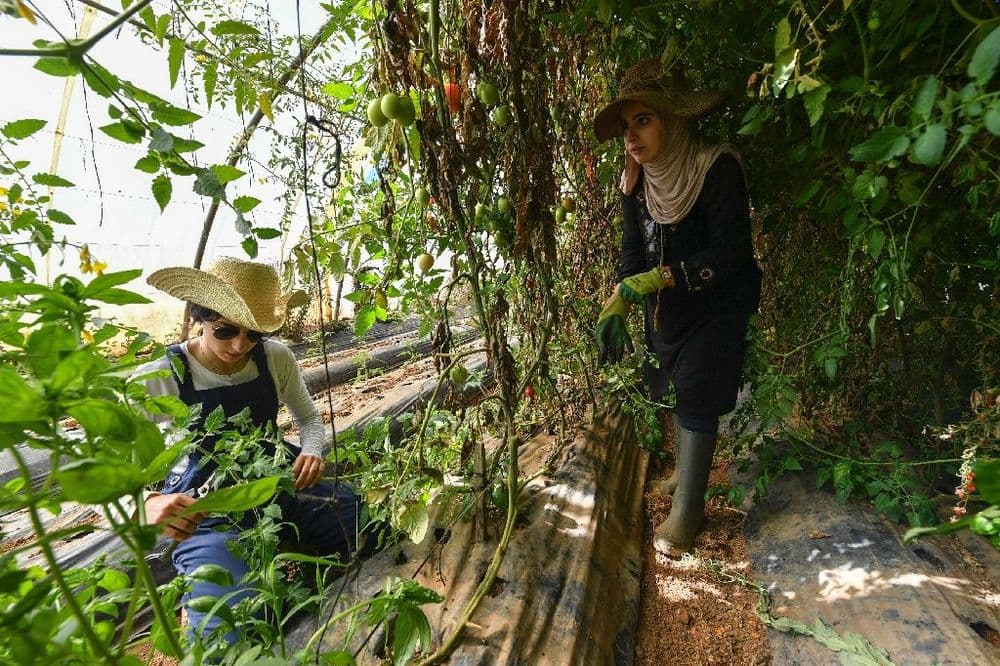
[593,58,728,143]
[147,257,306,333]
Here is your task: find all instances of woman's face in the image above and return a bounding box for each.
[200,316,262,369]
[620,101,663,165]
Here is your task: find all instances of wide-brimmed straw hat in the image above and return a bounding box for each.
[147,257,306,333]
[593,58,728,143]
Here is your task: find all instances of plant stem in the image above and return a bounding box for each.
[789,433,961,467]
[11,448,118,664]
[848,6,870,83]
[110,499,186,658]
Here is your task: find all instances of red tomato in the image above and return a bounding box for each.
[444,82,461,114]
[524,385,535,400]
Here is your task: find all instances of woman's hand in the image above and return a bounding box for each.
[293,454,326,490]
[145,493,205,541]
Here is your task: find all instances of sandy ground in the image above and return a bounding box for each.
[637,421,772,665]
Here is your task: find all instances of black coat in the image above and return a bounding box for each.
[618,154,762,418]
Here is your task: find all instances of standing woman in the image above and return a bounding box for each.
[593,59,762,554]
[136,257,362,644]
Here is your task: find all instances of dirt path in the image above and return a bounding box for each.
[637,424,771,665]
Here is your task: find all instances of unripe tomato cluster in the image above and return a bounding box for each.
[368,92,416,128]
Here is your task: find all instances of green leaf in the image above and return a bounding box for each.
[47,208,75,225]
[849,126,910,162]
[322,81,354,100]
[975,460,1000,505]
[133,418,165,468]
[233,196,261,213]
[99,568,130,593]
[772,47,797,96]
[149,126,175,153]
[55,459,146,504]
[100,121,144,144]
[67,398,137,442]
[34,57,79,77]
[392,605,428,666]
[48,350,97,394]
[188,564,234,587]
[193,170,225,199]
[394,579,443,605]
[155,13,171,43]
[85,269,145,297]
[774,17,792,56]
[90,287,152,306]
[26,324,78,378]
[905,517,972,541]
[210,164,245,184]
[172,136,203,153]
[913,75,939,121]
[394,500,429,544]
[204,60,218,108]
[984,99,1000,136]
[152,175,172,212]
[152,104,200,127]
[183,477,280,515]
[32,172,75,187]
[354,304,377,337]
[967,25,1000,87]
[803,85,829,127]
[168,37,185,88]
[0,367,47,424]
[255,227,281,240]
[241,236,258,258]
[81,61,121,98]
[865,227,886,261]
[211,20,260,36]
[134,155,160,173]
[234,211,251,235]
[319,650,357,666]
[2,119,46,140]
[909,124,946,166]
[143,440,186,485]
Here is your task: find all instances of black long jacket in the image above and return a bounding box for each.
[618,153,762,418]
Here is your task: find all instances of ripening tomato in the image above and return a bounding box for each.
[444,82,461,114]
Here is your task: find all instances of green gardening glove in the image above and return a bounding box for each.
[595,292,634,366]
[619,266,672,304]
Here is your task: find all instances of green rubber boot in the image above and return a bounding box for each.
[654,424,717,555]
[651,417,685,496]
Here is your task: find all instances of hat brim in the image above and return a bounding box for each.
[147,267,289,333]
[593,89,728,143]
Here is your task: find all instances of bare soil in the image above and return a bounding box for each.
[636,422,772,665]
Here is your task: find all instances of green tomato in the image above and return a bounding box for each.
[380,93,404,120]
[416,187,430,206]
[396,95,416,127]
[450,364,469,385]
[554,206,567,223]
[367,98,389,127]
[492,105,511,127]
[476,81,500,107]
[475,202,487,220]
[497,196,512,214]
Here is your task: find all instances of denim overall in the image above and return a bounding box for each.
[164,343,361,645]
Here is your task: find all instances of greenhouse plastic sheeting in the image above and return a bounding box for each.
[739,466,1000,664]
[287,406,648,665]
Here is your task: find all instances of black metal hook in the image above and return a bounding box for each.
[305,115,343,190]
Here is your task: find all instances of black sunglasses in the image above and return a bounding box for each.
[211,323,268,343]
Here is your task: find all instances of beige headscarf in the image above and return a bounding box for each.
[620,115,746,225]
[592,57,746,224]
